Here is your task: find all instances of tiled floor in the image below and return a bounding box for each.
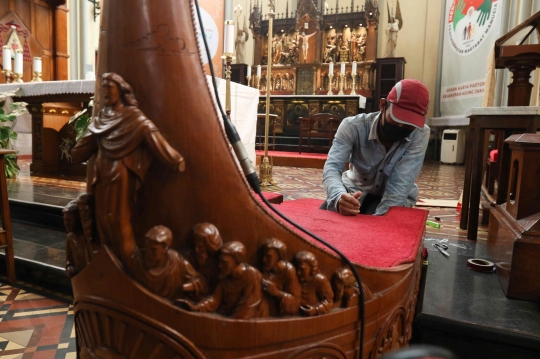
[2,159,488,357]
[0,283,75,359]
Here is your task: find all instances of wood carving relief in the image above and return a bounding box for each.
[67,1,425,356]
[71,73,185,264]
[75,302,205,359]
[372,308,407,358]
[64,81,366,318]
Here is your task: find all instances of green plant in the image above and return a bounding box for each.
[0,90,28,178]
[69,99,93,142]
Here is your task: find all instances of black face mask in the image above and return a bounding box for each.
[381,108,413,143]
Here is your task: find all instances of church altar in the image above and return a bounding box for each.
[0,78,259,175]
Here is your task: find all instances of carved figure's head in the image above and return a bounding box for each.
[295,251,319,282]
[77,193,95,240]
[332,267,357,302]
[218,241,246,278]
[63,200,80,233]
[192,222,223,265]
[101,73,139,108]
[358,27,367,43]
[261,238,287,272]
[144,225,173,269]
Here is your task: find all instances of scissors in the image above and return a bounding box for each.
[433,243,450,257]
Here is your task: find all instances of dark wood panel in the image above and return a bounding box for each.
[15,0,31,27]
[41,53,50,80]
[34,2,50,50]
[0,3,10,18]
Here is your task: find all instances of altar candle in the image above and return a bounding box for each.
[257,65,261,77]
[2,47,11,71]
[14,51,23,75]
[329,62,334,74]
[341,62,345,74]
[247,65,251,77]
[33,57,42,73]
[352,61,357,74]
[224,20,235,55]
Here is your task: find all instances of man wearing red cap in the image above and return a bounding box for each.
[322,79,430,215]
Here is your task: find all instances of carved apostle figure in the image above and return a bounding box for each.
[64,200,89,278]
[332,267,359,308]
[186,222,223,296]
[260,238,301,316]
[77,193,99,260]
[178,241,268,319]
[356,27,368,61]
[71,73,185,263]
[295,251,333,316]
[127,225,205,301]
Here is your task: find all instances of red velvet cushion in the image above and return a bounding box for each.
[276,199,428,268]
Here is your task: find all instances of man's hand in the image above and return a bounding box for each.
[338,191,362,216]
[262,279,280,297]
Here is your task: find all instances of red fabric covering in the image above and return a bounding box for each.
[489,149,498,162]
[276,199,428,268]
[261,191,283,201]
[255,150,328,160]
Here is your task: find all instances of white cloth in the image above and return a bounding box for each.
[207,76,258,164]
[0,80,94,98]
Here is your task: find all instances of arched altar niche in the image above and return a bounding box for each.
[250,0,378,96]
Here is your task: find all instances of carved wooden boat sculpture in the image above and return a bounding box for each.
[68,1,427,358]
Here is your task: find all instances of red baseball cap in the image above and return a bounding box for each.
[386,79,429,129]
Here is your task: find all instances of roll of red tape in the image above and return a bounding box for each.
[467,258,495,272]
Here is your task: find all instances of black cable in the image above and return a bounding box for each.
[193,2,364,358]
[193,0,260,194]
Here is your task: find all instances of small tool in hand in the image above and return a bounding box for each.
[433,243,450,257]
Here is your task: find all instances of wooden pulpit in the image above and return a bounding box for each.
[487,133,540,301]
[494,12,540,106]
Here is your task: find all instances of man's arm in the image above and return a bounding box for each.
[322,118,355,212]
[375,126,429,215]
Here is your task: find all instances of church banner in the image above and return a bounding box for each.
[196,0,224,77]
[440,0,502,117]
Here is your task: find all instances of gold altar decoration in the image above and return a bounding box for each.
[259,0,278,188]
[249,0,379,96]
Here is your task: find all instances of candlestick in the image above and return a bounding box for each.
[256,75,261,90]
[224,20,235,55]
[3,46,11,71]
[13,51,23,83]
[340,62,345,75]
[246,75,252,87]
[33,57,42,72]
[351,73,357,95]
[32,57,42,82]
[14,51,22,74]
[327,73,334,95]
[338,74,345,95]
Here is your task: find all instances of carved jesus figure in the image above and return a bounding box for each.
[71,73,185,263]
[295,251,333,316]
[299,31,317,63]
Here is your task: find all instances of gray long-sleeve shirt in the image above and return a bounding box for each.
[322,111,430,215]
